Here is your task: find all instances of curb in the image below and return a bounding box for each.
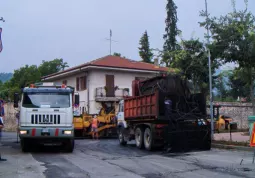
[212,143,254,152]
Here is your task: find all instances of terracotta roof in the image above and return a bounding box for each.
[42,55,169,79]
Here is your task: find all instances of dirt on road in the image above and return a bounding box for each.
[1,132,255,178]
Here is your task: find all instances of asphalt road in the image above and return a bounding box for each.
[1,132,255,178]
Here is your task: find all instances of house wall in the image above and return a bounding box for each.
[88,69,158,114]
[46,69,159,115]
[52,72,89,113]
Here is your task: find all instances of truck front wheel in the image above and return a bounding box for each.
[64,139,74,153]
[118,128,127,146]
[20,138,29,153]
[144,127,153,151]
[135,127,144,149]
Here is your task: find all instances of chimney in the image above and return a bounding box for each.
[154,58,159,66]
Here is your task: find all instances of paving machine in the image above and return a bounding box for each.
[73,103,117,138]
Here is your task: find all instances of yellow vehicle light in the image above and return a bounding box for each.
[20,130,27,135]
[64,130,72,135]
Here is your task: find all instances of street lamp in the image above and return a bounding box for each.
[205,0,214,139]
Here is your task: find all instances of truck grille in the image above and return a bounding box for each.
[31,114,61,124]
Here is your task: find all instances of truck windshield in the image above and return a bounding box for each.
[22,92,70,108]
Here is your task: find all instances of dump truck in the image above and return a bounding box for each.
[14,82,80,152]
[117,74,211,151]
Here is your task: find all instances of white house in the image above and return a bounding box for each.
[42,55,168,114]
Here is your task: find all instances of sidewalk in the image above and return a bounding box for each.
[213,132,250,142]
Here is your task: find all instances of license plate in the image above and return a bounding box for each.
[42,128,49,133]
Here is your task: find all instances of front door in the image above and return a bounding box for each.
[105,75,115,97]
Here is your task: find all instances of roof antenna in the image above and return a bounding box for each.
[105,29,118,55]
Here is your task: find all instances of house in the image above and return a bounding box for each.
[42,55,168,114]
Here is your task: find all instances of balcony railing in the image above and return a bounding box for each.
[95,87,129,101]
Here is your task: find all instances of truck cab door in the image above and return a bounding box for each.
[117,100,127,128]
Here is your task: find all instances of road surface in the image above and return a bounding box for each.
[0,132,255,178]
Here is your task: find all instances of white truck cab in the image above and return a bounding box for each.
[14,82,79,152]
[116,100,127,129]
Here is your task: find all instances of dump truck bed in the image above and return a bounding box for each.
[124,91,158,120]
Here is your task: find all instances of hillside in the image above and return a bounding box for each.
[0,73,13,83]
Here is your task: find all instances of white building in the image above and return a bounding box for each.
[42,55,168,114]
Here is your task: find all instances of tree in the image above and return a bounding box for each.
[113,52,121,57]
[38,58,69,77]
[162,0,180,67]
[138,31,153,63]
[214,72,229,101]
[200,2,255,112]
[0,58,69,101]
[170,38,219,95]
[228,68,250,100]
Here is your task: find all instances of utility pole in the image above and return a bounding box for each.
[0,16,6,162]
[105,29,117,55]
[205,0,214,139]
[0,17,4,53]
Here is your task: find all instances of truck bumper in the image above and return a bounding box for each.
[18,126,74,139]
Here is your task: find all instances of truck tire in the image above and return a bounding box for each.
[118,128,127,146]
[64,139,74,153]
[135,127,144,149]
[20,138,29,153]
[144,127,153,151]
[202,140,211,150]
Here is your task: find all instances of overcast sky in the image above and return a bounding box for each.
[0,0,254,73]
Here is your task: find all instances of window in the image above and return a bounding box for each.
[76,76,87,91]
[119,103,124,112]
[22,92,70,108]
[80,76,87,90]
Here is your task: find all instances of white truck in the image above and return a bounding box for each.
[14,82,79,152]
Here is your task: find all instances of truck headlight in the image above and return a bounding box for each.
[64,130,72,135]
[20,130,27,135]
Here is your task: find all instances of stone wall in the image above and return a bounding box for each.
[207,102,253,129]
[2,102,18,132]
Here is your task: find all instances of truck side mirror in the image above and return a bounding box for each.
[14,93,19,108]
[74,93,79,105]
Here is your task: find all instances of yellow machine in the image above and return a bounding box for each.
[73,107,117,138]
[207,105,235,133]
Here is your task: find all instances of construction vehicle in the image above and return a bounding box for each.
[73,103,117,138]
[207,105,235,133]
[14,82,79,152]
[117,74,211,151]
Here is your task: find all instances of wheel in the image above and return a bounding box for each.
[20,138,29,152]
[135,127,144,149]
[64,139,74,153]
[118,128,127,146]
[144,127,153,151]
[201,139,211,150]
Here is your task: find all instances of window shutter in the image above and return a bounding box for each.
[76,77,80,91]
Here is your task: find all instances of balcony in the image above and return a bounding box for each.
[95,87,129,102]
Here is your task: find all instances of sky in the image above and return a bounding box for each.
[0,0,254,73]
